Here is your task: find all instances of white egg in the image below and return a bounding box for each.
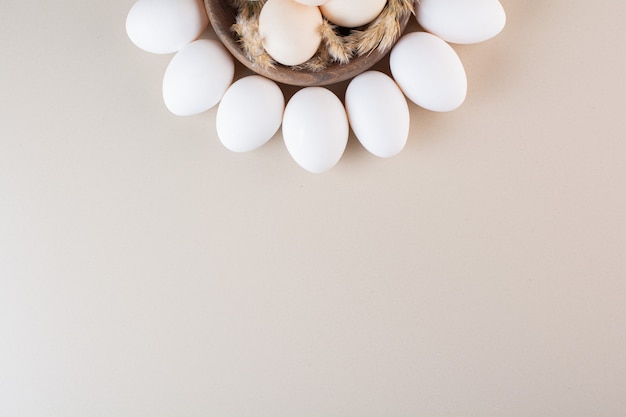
[320,0,386,28]
[162,40,234,116]
[282,88,348,173]
[259,0,323,66]
[345,71,409,158]
[417,0,506,44]
[216,76,285,152]
[390,32,467,112]
[126,0,208,54]
[294,0,330,5]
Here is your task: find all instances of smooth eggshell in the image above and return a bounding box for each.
[294,0,330,5]
[345,71,409,158]
[282,87,349,173]
[126,0,208,54]
[320,0,387,28]
[162,39,234,116]
[390,32,467,112]
[216,76,285,152]
[417,0,506,44]
[259,0,323,66]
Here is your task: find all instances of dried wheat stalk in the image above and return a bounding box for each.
[230,0,414,71]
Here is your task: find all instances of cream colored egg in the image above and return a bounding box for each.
[282,88,349,173]
[345,71,410,158]
[216,76,285,152]
[126,0,208,54]
[390,32,467,112]
[162,40,234,116]
[320,0,386,28]
[259,0,323,66]
[417,0,506,44]
[294,0,330,5]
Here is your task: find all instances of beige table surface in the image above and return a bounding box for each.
[1,1,625,416]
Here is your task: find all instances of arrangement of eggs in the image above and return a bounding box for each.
[258,0,388,66]
[126,0,506,173]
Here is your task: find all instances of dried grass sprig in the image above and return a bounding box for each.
[295,19,353,72]
[230,0,413,70]
[320,20,352,65]
[293,48,331,72]
[230,0,275,70]
[346,0,414,56]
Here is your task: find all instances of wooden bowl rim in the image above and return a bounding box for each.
[204,0,411,87]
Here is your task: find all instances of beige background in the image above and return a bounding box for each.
[1,0,625,416]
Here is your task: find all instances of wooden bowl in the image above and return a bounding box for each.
[204,0,411,87]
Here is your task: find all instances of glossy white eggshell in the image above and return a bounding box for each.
[282,87,349,173]
[345,71,409,158]
[417,0,506,44]
[259,0,323,66]
[162,40,234,116]
[320,0,387,28]
[216,76,285,152]
[390,32,467,112]
[126,0,208,54]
